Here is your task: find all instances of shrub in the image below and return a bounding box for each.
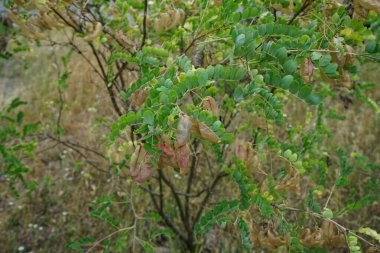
[2,0,380,252]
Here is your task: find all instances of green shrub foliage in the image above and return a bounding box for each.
[3,0,380,252]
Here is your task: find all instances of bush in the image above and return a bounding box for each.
[2,0,380,252]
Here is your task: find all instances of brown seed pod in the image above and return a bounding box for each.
[129,144,153,183]
[159,135,175,156]
[344,45,356,66]
[174,143,190,170]
[300,58,314,83]
[131,88,149,107]
[357,0,380,13]
[272,0,294,15]
[116,31,135,48]
[169,9,182,30]
[83,22,103,42]
[190,118,221,143]
[161,13,171,31]
[202,96,219,117]
[176,113,193,146]
[42,12,64,29]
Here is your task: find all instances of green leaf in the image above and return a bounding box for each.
[237,218,252,250]
[319,54,332,67]
[7,98,27,113]
[234,68,247,80]
[234,85,244,101]
[322,208,334,219]
[276,47,288,63]
[365,40,377,53]
[305,93,323,105]
[289,153,298,162]
[323,63,339,78]
[138,240,154,253]
[68,237,96,252]
[311,52,322,61]
[235,34,246,46]
[280,75,294,89]
[143,110,155,125]
[298,85,312,99]
[197,69,208,86]
[283,60,297,74]
[283,149,292,159]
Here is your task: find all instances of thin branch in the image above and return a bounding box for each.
[185,142,199,219]
[159,171,188,232]
[88,42,123,116]
[193,171,228,228]
[140,0,148,50]
[146,184,188,243]
[288,0,313,25]
[184,25,227,53]
[85,225,135,253]
[46,134,111,174]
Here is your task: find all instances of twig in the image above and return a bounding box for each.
[324,184,335,209]
[46,134,111,174]
[288,0,313,25]
[85,225,135,253]
[140,0,148,50]
[193,171,228,228]
[146,184,188,243]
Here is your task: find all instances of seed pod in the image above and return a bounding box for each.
[178,9,186,23]
[176,113,193,146]
[153,18,164,33]
[169,9,182,30]
[235,140,248,161]
[159,135,175,156]
[300,58,314,82]
[357,0,380,12]
[161,13,171,31]
[42,12,64,29]
[202,96,219,117]
[131,88,149,107]
[344,45,355,66]
[116,31,135,48]
[158,152,177,169]
[129,144,153,183]
[174,143,190,170]
[190,119,220,143]
[83,22,103,42]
